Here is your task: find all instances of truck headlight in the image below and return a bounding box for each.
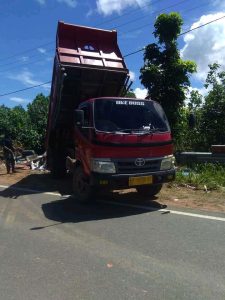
[91,159,116,174]
[160,156,175,170]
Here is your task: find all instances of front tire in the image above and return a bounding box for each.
[73,166,94,202]
[136,184,162,198]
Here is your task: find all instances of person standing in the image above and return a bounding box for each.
[2,135,15,174]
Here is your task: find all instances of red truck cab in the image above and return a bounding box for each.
[46,21,175,201]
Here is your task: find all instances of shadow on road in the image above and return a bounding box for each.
[0,172,167,228]
[36,191,166,228]
[0,172,73,198]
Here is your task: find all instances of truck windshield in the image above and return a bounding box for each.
[94,99,170,133]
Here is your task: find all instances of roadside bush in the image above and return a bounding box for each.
[175,163,225,190]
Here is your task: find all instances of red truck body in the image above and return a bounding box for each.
[46,21,175,201]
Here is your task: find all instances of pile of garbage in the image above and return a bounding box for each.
[16,150,47,171]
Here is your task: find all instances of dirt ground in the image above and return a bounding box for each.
[0,161,225,213]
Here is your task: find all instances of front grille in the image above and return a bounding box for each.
[114,158,161,174]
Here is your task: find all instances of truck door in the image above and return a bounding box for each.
[77,102,93,141]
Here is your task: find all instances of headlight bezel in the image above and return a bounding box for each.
[91,159,116,174]
[160,155,175,170]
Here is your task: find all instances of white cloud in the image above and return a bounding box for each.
[8,70,50,91]
[181,12,225,82]
[184,86,208,107]
[186,86,208,98]
[134,87,147,99]
[10,97,27,103]
[96,0,149,16]
[129,71,135,81]
[35,0,45,4]
[38,48,46,54]
[21,56,29,62]
[9,71,42,86]
[86,9,93,18]
[35,0,77,7]
[57,0,77,8]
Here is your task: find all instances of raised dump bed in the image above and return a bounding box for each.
[49,21,130,128]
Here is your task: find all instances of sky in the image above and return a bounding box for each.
[0,0,225,108]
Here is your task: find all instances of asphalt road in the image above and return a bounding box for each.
[0,185,225,300]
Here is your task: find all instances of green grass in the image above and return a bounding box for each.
[175,163,225,190]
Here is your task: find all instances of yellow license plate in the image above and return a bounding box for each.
[129,176,153,186]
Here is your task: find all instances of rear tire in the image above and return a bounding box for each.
[136,184,162,197]
[73,166,94,202]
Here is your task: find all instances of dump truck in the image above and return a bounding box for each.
[46,21,175,201]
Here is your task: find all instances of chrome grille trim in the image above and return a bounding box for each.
[112,157,162,174]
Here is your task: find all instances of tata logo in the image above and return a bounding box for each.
[135,158,145,167]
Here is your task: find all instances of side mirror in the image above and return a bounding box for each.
[74,110,84,127]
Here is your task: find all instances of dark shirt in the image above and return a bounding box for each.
[3,138,14,150]
[2,138,15,160]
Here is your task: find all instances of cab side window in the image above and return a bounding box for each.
[79,103,91,138]
[83,106,89,126]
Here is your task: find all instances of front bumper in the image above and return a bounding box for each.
[90,168,175,189]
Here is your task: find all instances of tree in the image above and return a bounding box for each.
[10,105,28,140]
[27,93,49,153]
[140,12,196,129]
[125,90,136,98]
[0,105,12,137]
[200,63,225,147]
[188,90,205,148]
[188,90,203,111]
[0,94,49,153]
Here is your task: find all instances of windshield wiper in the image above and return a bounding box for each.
[117,128,133,133]
[104,129,131,134]
[108,128,166,134]
[116,128,148,134]
[132,128,166,135]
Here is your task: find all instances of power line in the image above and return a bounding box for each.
[95,0,166,27]
[0,1,185,73]
[2,0,207,68]
[0,46,54,69]
[124,13,225,57]
[0,0,211,68]
[1,11,224,98]
[0,41,53,63]
[0,0,165,63]
[120,0,210,36]
[0,56,54,74]
[0,0,192,73]
[115,0,187,30]
[124,48,145,58]
[179,1,209,16]
[179,14,225,36]
[0,81,51,97]
[1,0,210,73]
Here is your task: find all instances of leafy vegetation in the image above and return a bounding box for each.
[0,93,49,154]
[173,63,225,152]
[0,13,225,179]
[175,164,225,190]
[125,90,136,98]
[140,12,196,129]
